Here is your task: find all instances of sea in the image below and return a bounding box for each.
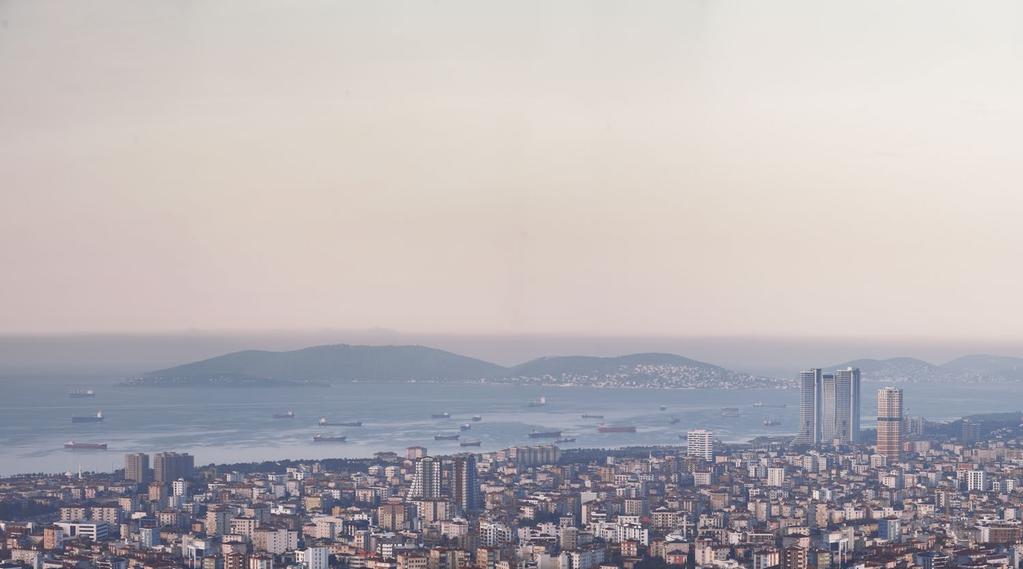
[0,378,1017,476]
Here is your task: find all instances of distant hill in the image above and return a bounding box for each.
[828,357,948,383]
[133,344,505,386]
[830,357,939,374]
[502,352,788,389]
[129,344,1023,388]
[509,352,725,378]
[941,354,1023,381]
[130,345,790,389]
[828,354,1023,383]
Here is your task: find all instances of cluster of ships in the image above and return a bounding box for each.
[61,389,788,452]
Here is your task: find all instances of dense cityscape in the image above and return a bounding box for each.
[3,367,1023,569]
[4,1,1018,569]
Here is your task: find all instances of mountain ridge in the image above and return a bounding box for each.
[827,353,1023,383]
[132,345,1023,388]
[134,344,504,386]
[132,344,785,389]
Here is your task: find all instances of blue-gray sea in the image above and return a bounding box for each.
[0,379,1015,476]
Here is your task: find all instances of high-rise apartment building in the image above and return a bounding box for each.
[124,453,150,483]
[154,452,195,483]
[795,367,861,446]
[409,456,441,499]
[820,373,837,442]
[835,368,861,443]
[796,369,822,445]
[687,430,714,461]
[876,386,903,461]
[452,454,480,514]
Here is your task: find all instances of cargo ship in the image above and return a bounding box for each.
[597,424,637,433]
[581,414,605,419]
[720,408,740,417]
[528,429,561,438]
[312,434,347,443]
[435,433,460,440]
[273,410,295,419]
[64,441,107,450]
[68,389,96,398]
[319,417,362,427]
[460,423,472,431]
[71,411,104,423]
[431,412,451,419]
[471,415,483,422]
[528,396,547,407]
[460,439,482,447]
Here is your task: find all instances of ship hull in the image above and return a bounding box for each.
[597,426,636,433]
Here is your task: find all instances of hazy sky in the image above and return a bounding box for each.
[2,1,1023,337]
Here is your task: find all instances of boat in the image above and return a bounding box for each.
[319,417,362,427]
[472,415,483,422]
[753,402,787,408]
[273,410,295,419]
[64,441,107,450]
[556,437,576,443]
[529,429,561,438]
[71,411,104,423]
[435,433,460,440]
[598,424,637,433]
[68,389,96,398]
[528,396,547,407]
[581,414,605,419]
[431,412,451,419]
[312,434,347,443]
[659,405,668,411]
[669,417,681,425]
[762,418,781,427]
[460,440,482,447]
[721,407,740,417]
[460,423,472,431]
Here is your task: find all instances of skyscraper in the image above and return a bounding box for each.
[795,369,822,445]
[124,453,150,483]
[452,454,480,514]
[820,373,837,442]
[834,367,861,443]
[876,386,903,461]
[795,367,861,446]
[409,456,441,499]
[686,430,714,461]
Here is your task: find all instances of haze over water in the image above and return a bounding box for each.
[0,377,1013,476]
